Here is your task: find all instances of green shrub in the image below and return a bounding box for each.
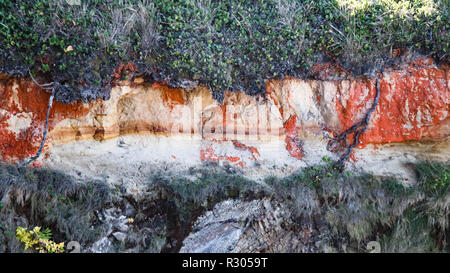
[0,0,447,102]
[16,226,65,253]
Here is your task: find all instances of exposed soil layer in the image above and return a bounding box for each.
[0,58,448,182]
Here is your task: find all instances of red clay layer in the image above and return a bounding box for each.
[335,58,448,148]
[0,78,89,162]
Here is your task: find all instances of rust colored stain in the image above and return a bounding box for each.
[316,93,322,103]
[199,146,247,167]
[200,148,219,162]
[231,139,261,160]
[225,156,240,163]
[283,115,305,159]
[349,152,359,163]
[266,80,304,160]
[0,78,89,162]
[235,161,247,168]
[152,82,185,110]
[112,62,137,81]
[221,103,227,139]
[335,58,449,147]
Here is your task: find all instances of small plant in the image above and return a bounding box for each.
[16,226,65,253]
[415,161,450,196]
[41,63,50,72]
[321,155,331,163]
[58,63,67,71]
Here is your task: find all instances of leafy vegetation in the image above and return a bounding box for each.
[16,226,65,253]
[0,0,448,102]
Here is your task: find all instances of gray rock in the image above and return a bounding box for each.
[114,215,129,233]
[90,237,113,253]
[180,198,302,253]
[125,203,136,217]
[112,232,127,243]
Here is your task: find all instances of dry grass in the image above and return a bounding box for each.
[0,160,448,252]
[266,160,449,251]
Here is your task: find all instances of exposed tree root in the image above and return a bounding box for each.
[19,72,55,167]
[328,72,382,168]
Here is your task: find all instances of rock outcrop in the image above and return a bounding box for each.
[179,198,351,253]
[0,58,448,182]
[180,199,305,253]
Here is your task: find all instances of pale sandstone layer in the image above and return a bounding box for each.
[0,58,448,184]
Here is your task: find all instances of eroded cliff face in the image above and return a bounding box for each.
[0,58,448,184]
